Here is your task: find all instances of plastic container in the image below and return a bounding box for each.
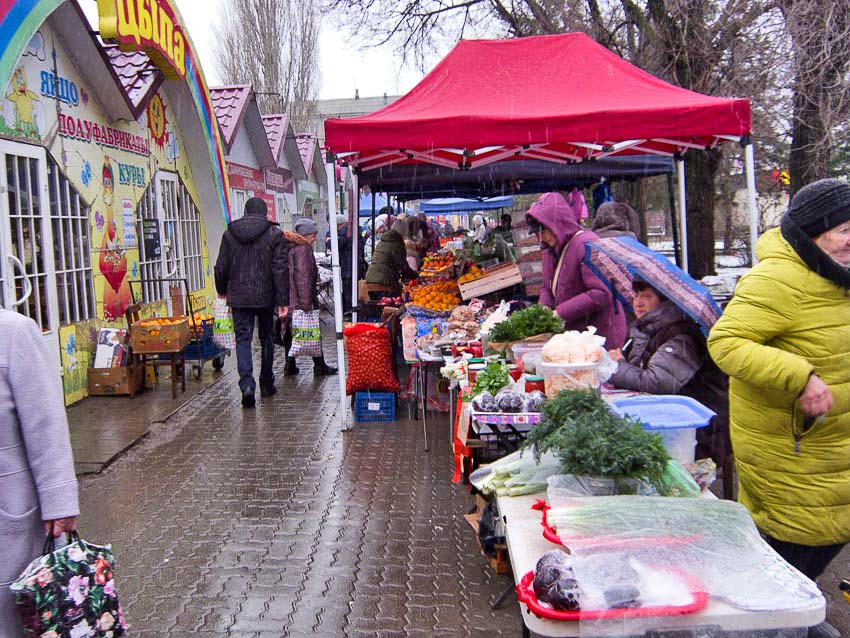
[354,392,396,422]
[609,396,715,464]
[523,351,543,374]
[511,341,545,366]
[540,360,600,398]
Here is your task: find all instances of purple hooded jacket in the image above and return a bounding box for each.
[526,193,626,348]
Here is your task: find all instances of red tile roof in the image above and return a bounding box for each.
[296,133,317,176]
[262,113,290,162]
[210,85,252,150]
[101,43,162,117]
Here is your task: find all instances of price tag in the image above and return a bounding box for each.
[368,402,381,411]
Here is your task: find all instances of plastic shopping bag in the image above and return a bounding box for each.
[213,296,236,349]
[289,309,322,357]
[11,531,127,637]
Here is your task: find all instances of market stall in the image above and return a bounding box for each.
[324,31,753,430]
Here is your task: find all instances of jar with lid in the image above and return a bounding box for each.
[525,376,545,394]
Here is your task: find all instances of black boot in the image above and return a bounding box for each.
[313,357,337,376]
[284,356,299,376]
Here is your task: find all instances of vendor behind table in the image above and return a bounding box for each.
[607,274,730,468]
[526,192,626,349]
[364,217,418,297]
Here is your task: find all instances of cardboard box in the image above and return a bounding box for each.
[87,367,142,396]
[130,317,189,353]
[459,263,523,300]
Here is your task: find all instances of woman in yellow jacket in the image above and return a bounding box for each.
[708,179,850,606]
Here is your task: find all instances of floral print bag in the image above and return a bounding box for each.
[10,532,127,638]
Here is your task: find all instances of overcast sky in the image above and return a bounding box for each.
[80,0,427,100]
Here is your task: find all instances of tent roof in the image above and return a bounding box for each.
[325,33,751,172]
[420,196,513,213]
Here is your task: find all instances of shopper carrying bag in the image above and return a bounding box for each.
[0,310,80,637]
[281,218,337,376]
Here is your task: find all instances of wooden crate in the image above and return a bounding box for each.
[87,367,142,396]
[512,226,538,247]
[459,263,523,300]
[518,260,544,277]
[130,317,189,353]
[515,243,543,262]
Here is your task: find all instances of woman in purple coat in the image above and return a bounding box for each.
[526,192,626,348]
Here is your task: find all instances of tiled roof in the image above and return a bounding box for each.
[262,113,290,162]
[296,133,317,176]
[101,43,162,115]
[210,85,252,149]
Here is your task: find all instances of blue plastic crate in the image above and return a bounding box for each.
[354,392,396,422]
[184,340,221,359]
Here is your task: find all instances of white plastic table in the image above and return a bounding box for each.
[497,493,825,638]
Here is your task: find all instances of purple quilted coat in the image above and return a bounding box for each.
[526,192,626,348]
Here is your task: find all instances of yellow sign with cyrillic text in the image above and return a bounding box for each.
[97,0,186,80]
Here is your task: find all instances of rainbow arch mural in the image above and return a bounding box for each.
[0,0,232,223]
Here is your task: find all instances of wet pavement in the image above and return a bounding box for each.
[67,343,850,637]
[70,351,519,637]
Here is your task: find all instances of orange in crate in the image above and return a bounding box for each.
[131,316,190,353]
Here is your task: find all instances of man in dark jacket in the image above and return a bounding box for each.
[214,197,289,407]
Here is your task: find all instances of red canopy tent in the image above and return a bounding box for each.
[325,33,752,172]
[322,32,758,432]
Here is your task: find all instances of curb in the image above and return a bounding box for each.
[75,367,234,477]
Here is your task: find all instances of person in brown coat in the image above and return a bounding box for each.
[282,218,337,376]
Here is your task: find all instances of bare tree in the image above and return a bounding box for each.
[779,0,850,195]
[215,0,321,131]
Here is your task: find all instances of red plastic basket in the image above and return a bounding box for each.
[515,568,708,621]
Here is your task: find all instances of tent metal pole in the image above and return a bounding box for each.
[371,191,376,261]
[676,157,689,273]
[325,157,350,431]
[351,173,359,322]
[666,173,682,268]
[743,139,759,265]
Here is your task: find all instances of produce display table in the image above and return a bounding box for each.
[497,493,824,638]
[404,355,445,421]
[454,389,644,483]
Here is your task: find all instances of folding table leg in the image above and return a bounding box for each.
[418,362,428,452]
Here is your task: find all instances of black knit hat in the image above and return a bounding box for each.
[786,178,850,237]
